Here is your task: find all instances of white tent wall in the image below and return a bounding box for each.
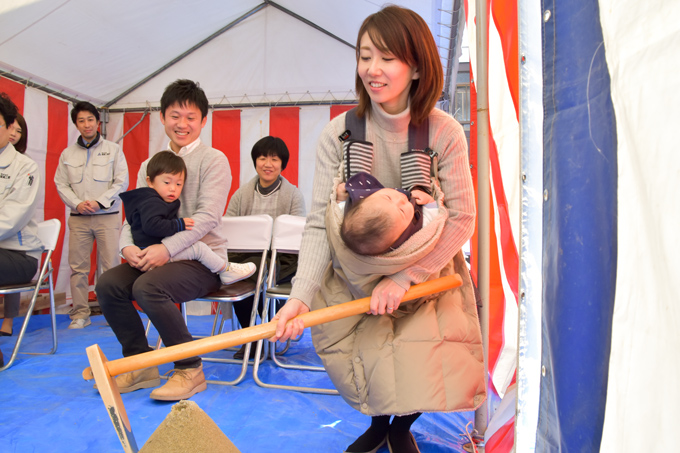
[599,0,680,451]
[0,0,266,104]
[109,6,358,109]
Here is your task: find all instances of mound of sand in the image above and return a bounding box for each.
[139,400,240,453]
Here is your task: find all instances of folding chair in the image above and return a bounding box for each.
[0,219,61,372]
[194,214,273,386]
[253,214,339,394]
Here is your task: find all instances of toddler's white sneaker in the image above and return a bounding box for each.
[220,262,257,285]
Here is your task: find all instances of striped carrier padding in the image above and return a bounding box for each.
[342,139,374,181]
[340,108,433,192]
[400,150,432,193]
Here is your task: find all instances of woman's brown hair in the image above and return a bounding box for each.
[354,5,443,126]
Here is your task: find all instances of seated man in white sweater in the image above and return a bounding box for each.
[96,79,231,401]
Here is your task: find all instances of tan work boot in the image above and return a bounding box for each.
[149,364,207,401]
[94,366,160,393]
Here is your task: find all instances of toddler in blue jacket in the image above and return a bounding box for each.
[120,151,255,284]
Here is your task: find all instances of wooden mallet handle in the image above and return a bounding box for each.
[83,274,462,380]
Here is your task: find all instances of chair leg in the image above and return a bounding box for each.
[47,274,58,354]
[0,286,43,371]
[201,322,265,386]
[252,295,338,394]
[23,273,59,356]
[201,291,268,385]
[210,307,221,336]
[268,297,324,371]
[202,304,267,384]
[276,338,292,355]
[214,302,231,336]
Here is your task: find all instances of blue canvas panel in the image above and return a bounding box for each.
[537,0,618,451]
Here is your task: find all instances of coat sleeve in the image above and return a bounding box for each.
[288,119,342,306]
[137,200,185,238]
[96,144,129,209]
[53,151,81,210]
[0,159,41,241]
[225,187,242,217]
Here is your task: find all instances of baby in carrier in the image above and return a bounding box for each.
[337,172,438,256]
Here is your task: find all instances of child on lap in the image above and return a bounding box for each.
[120,151,255,285]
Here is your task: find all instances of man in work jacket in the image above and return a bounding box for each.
[54,101,128,329]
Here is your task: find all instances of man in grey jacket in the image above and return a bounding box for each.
[54,101,128,329]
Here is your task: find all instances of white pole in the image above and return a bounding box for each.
[474,0,490,439]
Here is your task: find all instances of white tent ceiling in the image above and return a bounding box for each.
[0,0,463,110]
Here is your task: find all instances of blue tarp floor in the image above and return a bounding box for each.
[0,314,474,452]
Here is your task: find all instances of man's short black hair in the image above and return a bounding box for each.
[0,92,18,129]
[160,79,209,119]
[250,136,290,170]
[71,101,100,124]
[146,151,187,182]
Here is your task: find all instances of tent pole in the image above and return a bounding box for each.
[266,1,354,48]
[474,0,490,440]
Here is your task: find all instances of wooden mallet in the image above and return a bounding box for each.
[84,274,462,453]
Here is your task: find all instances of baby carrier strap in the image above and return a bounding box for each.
[339,108,371,181]
[342,107,366,144]
[404,118,433,193]
[340,107,435,193]
[408,117,430,156]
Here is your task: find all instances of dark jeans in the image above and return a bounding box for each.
[0,248,39,318]
[96,260,221,368]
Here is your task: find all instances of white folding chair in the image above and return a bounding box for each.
[0,219,61,372]
[194,214,273,386]
[253,214,339,394]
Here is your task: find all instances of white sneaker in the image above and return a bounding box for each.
[68,318,91,329]
[219,262,256,285]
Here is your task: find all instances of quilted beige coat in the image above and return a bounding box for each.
[311,178,486,416]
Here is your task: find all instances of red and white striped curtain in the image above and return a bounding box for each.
[1,75,354,307]
[464,0,520,450]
